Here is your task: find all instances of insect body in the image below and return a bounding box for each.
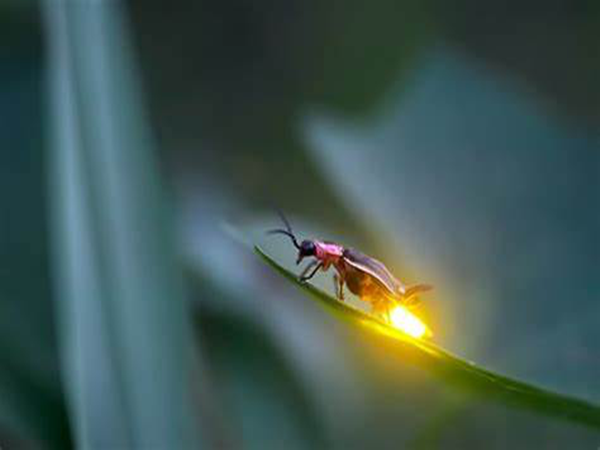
[269,214,432,323]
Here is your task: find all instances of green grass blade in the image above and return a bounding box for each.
[255,245,600,429]
[45,1,200,447]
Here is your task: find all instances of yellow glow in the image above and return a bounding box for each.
[389,305,431,339]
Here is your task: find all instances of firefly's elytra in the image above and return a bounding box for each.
[268,213,432,323]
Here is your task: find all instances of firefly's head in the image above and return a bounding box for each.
[296,240,316,264]
[268,211,316,264]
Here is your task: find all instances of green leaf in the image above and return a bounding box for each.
[44,1,200,448]
[255,245,600,430]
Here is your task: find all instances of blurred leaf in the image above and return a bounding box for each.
[45,0,200,447]
[192,306,329,450]
[256,246,600,430]
[408,395,470,450]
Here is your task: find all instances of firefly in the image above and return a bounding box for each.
[268,213,432,327]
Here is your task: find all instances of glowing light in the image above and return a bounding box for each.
[389,305,430,339]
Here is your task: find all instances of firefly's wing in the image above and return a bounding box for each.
[342,248,405,296]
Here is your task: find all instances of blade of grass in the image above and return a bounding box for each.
[44,1,200,447]
[255,245,600,429]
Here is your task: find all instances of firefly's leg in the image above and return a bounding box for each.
[333,274,345,301]
[299,260,318,279]
[370,298,384,321]
[379,305,390,324]
[299,262,323,282]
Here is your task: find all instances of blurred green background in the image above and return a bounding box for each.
[1,0,598,448]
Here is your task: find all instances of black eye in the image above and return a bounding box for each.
[301,241,315,255]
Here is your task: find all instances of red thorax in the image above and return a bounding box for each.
[314,241,344,269]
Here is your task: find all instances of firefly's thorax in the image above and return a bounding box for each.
[313,241,344,267]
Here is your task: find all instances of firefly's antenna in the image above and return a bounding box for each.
[267,210,301,249]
